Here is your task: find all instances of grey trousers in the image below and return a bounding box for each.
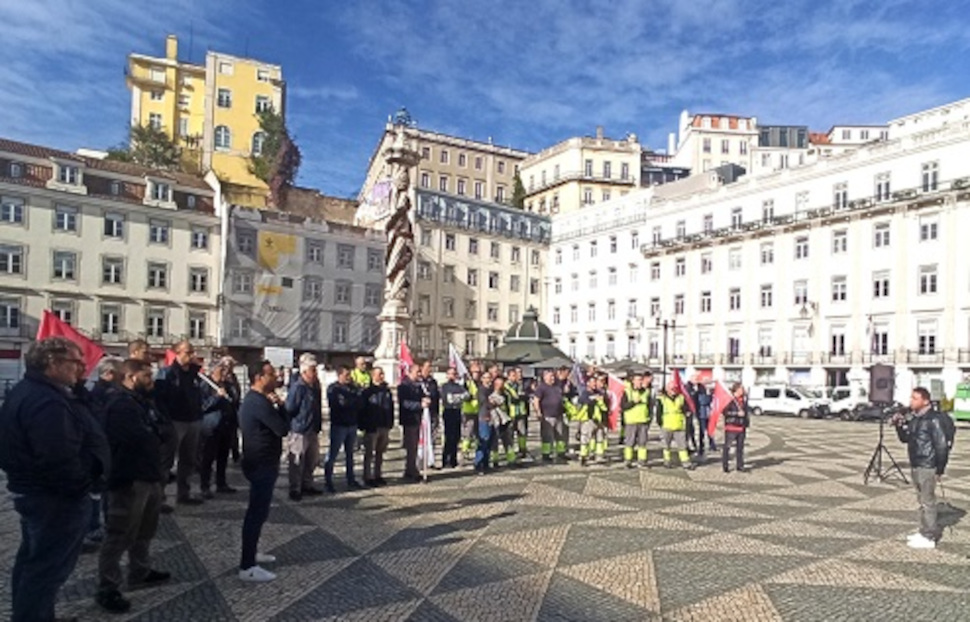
[288,432,320,493]
[912,467,939,540]
[363,428,390,481]
[98,481,162,592]
[540,416,566,455]
[172,421,202,499]
[403,425,420,477]
[624,423,649,448]
[660,429,687,450]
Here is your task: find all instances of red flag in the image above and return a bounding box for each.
[399,339,414,380]
[606,374,625,431]
[163,349,177,367]
[672,368,696,414]
[36,310,104,377]
[707,381,736,438]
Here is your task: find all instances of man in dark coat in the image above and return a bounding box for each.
[360,367,394,486]
[397,364,429,480]
[153,340,205,505]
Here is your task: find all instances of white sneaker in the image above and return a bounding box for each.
[907,534,936,549]
[256,553,276,564]
[239,566,277,582]
[906,532,921,541]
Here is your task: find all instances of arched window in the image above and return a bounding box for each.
[251,131,266,156]
[214,125,231,150]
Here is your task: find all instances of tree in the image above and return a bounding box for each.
[105,124,181,170]
[510,170,527,209]
[249,108,302,208]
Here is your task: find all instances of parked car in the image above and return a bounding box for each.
[849,401,904,422]
[747,384,828,418]
[829,384,870,420]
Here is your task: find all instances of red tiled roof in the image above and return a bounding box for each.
[808,132,831,145]
[690,114,753,130]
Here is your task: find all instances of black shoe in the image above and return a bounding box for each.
[364,479,377,487]
[625,462,635,469]
[167,472,176,484]
[216,485,238,494]
[375,477,388,487]
[737,466,748,473]
[288,491,302,502]
[96,590,131,614]
[347,480,364,490]
[302,487,324,496]
[159,503,174,515]
[723,466,730,473]
[176,496,203,506]
[542,455,553,463]
[129,569,171,590]
[324,483,337,494]
[201,489,215,500]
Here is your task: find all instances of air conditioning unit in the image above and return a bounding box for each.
[953,177,970,190]
[893,189,916,200]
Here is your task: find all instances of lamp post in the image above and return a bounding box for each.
[656,317,676,388]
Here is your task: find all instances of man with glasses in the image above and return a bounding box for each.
[154,340,205,505]
[0,337,110,622]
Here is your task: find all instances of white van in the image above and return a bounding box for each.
[829,384,869,420]
[748,384,827,418]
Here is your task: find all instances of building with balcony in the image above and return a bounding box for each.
[411,190,551,361]
[127,35,285,201]
[0,137,222,387]
[518,127,643,216]
[668,111,759,174]
[547,96,970,400]
[222,189,384,366]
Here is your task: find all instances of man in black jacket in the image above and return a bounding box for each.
[154,340,205,505]
[398,364,430,480]
[721,383,750,473]
[96,359,171,613]
[324,365,363,493]
[0,337,110,622]
[420,360,441,468]
[361,367,394,486]
[440,367,469,468]
[199,362,238,499]
[893,387,951,549]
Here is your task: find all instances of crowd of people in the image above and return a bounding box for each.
[0,337,953,620]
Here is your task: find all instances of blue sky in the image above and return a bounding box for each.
[2,0,969,198]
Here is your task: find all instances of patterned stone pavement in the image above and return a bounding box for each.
[4,417,970,621]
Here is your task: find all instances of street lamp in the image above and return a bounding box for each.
[656,317,676,388]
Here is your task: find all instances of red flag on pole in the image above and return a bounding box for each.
[36,310,104,377]
[163,349,177,367]
[707,381,736,438]
[606,373,625,431]
[399,339,414,380]
[672,368,696,414]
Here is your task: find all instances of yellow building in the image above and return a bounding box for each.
[127,35,285,202]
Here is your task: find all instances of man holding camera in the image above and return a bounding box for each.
[892,387,950,549]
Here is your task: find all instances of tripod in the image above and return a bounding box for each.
[863,411,908,485]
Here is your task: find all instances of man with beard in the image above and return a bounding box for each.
[154,340,205,505]
[439,367,469,468]
[96,359,171,613]
[361,367,394,486]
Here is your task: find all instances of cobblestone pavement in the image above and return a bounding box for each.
[3,417,970,621]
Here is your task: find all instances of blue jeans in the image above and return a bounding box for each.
[11,493,90,622]
[475,420,494,471]
[240,462,278,570]
[324,425,358,485]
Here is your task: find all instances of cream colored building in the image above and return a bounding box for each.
[127,35,285,200]
[668,111,759,174]
[518,127,642,215]
[0,137,223,386]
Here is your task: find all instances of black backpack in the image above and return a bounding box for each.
[940,412,956,450]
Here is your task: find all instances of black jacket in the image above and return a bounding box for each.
[896,410,950,475]
[360,382,394,432]
[722,400,750,430]
[154,363,203,423]
[89,378,117,409]
[421,375,441,417]
[440,380,469,413]
[104,387,164,488]
[239,391,290,468]
[397,378,425,427]
[0,371,110,498]
[327,381,360,428]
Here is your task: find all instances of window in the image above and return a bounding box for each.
[873,271,890,299]
[587,302,596,322]
[300,239,322,264]
[794,280,808,305]
[490,241,500,260]
[530,278,540,294]
[147,113,163,131]
[218,61,233,75]
[487,303,499,322]
[831,276,847,302]
[602,161,612,179]
[150,89,164,101]
[336,244,355,269]
[468,269,478,286]
[456,179,466,195]
[335,281,352,305]
[300,313,319,343]
[416,260,432,281]
[333,317,349,345]
[531,249,540,266]
[795,236,809,260]
[650,262,660,281]
[468,238,479,254]
[922,161,939,192]
[496,186,506,202]
[652,226,662,245]
[872,325,889,355]
[721,139,730,154]
[729,248,742,271]
[676,221,686,239]
[919,215,938,241]
[584,159,593,177]
[251,131,266,156]
[760,243,774,265]
[440,264,455,284]
[365,283,381,307]
[9,162,22,178]
[303,277,323,302]
[606,300,616,320]
[701,253,712,274]
[497,161,506,174]
[178,118,189,137]
[366,248,382,272]
[57,163,80,185]
[253,95,271,114]
[1,196,25,224]
[918,321,937,355]
[439,149,449,164]
[184,266,208,293]
[832,230,847,254]
[702,138,711,153]
[700,291,711,313]
[510,274,521,292]
[553,277,561,293]
[731,207,743,229]
[583,188,593,205]
[54,205,78,232]
[833,182,848,209]
[760,284,773,308]
[102,256,123,284]
[874,222,890,248]
[257,68,271,82]
[0,245,22,275]
[488,271,500,290]
[919,265,938,295]
[650,297,660,317]
[589,240,598,258]
[761,200,775,223]
[148,219,169,244]
[620,162,629,180]
[438,176,449,192]
[101,305,121,335]
[214,125,231,149]
[474,181,483,199]
[442,233,456,251]
[740,141,748,155]
[217,88,232,108]
[629,265,638,283]
[52,251,76,280]
[110,180,122,196]
[570,273,579,291]
[191,227,209,250]
[761,153,771,168]
[232,272,253,294]
[588,271,597,289]
[631,230,639,249]
[674,294,685,315]
[418,229,432,247]
[729,288,741,311]
[147,262,168,289]
[609,235,617,253]
[627,299,638,319]
[875,172,891,202]
[151,181,171,202]
[441,297,455,318]
[465,300,478,320]
[675,258,686,277]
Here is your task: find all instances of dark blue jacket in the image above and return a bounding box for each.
[397,378,425,427]
[104,387,164,488]
[239,391,290,468]
[0,371,110,498]
[326,381,360,428]
[154,363,203,423]
[89,378,117,410]
[360,382,394,432]
[200,380,233,434]
[286,376,323,434]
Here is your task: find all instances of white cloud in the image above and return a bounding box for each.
[288,85,360,101]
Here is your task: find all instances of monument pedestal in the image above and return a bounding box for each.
[373,298,411,386]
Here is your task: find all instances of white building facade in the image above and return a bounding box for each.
[550,98,970,400]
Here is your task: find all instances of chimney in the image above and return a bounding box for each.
[165,34,178,61]
[668,132,676,155]
[595,126,604,139]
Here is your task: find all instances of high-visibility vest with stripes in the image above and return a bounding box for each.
[657,393,687,431]
[350,368,371,389]
[566,393,607,423]
[505,382,523,418]
[623,385,651,425]
[461,380,479,415]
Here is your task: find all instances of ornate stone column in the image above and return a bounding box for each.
[373,122,421,385]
